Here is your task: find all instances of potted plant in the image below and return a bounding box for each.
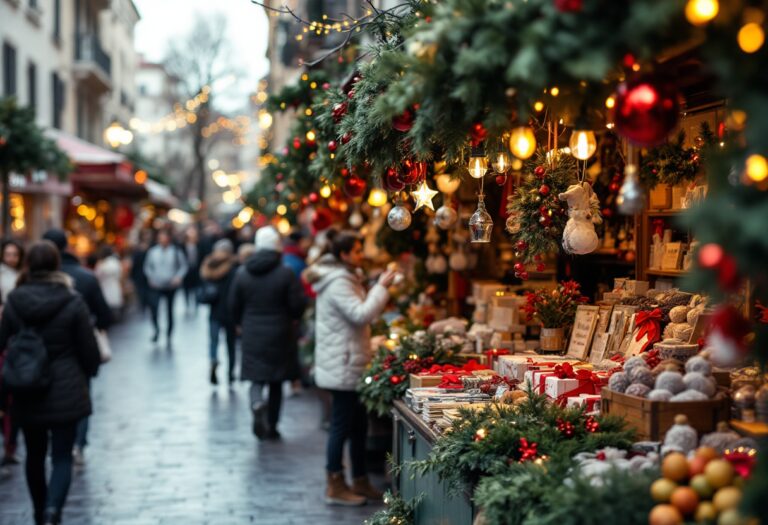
[524,280,587,353]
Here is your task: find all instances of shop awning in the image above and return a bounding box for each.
[145,179,179,209]
[45,129,147,199]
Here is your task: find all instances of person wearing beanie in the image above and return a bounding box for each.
[199,238,238,385]
[229,226,306,440]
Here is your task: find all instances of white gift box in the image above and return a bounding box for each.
[544,376,580,400]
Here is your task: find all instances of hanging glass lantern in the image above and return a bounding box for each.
[469,196,493,243]
[468,145,488,179]
[568,130,597,160]
[491,140,511,173]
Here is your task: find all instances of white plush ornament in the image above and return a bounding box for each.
[558,182,602,255]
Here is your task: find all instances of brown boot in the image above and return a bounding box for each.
[351,476,383,501]
[326,472,367,506]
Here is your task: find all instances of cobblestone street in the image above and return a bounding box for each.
[0,306,384,525]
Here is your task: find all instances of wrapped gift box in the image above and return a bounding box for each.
[545,376,581,400]
[566,394,602,412]
[409,374,443,389]
[524,368,557,393]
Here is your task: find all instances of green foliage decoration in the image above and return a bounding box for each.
[639,123,716,189]
[364,491,421,525]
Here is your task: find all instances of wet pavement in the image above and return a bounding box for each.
[0,304,384,524]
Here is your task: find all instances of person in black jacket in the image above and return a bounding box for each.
[199,239,238,386]
[0,241,100,525]
[229,226,306,440]
[41,229,111,465]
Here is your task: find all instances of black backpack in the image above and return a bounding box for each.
[197,281,219,305]
[1,304,51,393]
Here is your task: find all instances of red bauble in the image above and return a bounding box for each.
[292,137,302,150]
[384,167,406,192]
[602,207,614,218]
[332,102,348,123]
[399,159,427,185]
[698,243,724,269]
[495,174,507,186]
[470,122,488,147]
[534,166,546,178]
[327,140,338,153]
[373,374,380,381]
[343,176,367,198]
[608,182,620,192]
[613,76,680,146]
[536,263,546,272]
[698,243,740,291]
[539,184,551,196]
[390,375,402,385]
[539,205,549,215]
[392,108,415,132]
[322,82,331,90]
[514,262,525,272]
[311,208,333,232]
[539,216,552,227]
[554,0,582,11]
[309,192,319,203]
[340,167,350,178]
[516,240,528,252]
[341,132,352,145]
[519,271,529,280]
[347,89,356,99]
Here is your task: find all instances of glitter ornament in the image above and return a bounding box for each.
[434,205,458,230]
[387,204,412,231]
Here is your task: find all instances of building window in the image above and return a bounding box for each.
[27,61,36,113]
[51,72,64,129]
[53,0,61,42]
[3,42,17,96]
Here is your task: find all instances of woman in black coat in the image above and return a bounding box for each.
[229,226,306,440]
[0,241,100,525]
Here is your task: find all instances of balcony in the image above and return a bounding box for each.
[73,33,112,93]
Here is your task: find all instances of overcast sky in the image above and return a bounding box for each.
[133,0,270,111]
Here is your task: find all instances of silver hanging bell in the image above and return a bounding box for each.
[617,164,645,215]
[469,196,493,243]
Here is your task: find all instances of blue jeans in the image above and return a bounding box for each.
[23,423,77,516]
[74,380,90,449]
[209,319,237,375]
[325,390,368,477]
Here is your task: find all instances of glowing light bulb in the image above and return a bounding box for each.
[492,151,511,173]
[534,101,544,112]
[276,204,288,216]
[685,0,719,26]
[509,126,536,160]
[435,174,461,194]
[605,96,616,109]
[568,130,597,160]
[550,87,560,97]
[746,154,768,182]
[305,130,316,141]
[367,188,388,207]
[738,23,765,53]
[468,154,488,179]
[319,184,332,198]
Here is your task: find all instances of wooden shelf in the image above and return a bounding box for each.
[646,269,686,277]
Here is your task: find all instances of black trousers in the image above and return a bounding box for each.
[148,288,177,336]
[325,390,367,477]
[249,382,283,429]
[22,423,77,517]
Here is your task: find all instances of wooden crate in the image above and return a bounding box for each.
[601,388,731,441]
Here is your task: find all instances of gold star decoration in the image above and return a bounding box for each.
[410,180,439,211]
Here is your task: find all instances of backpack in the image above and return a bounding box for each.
[1,304,51,393]
[197,280,219,305]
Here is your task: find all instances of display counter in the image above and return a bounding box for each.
[391,400,475,525]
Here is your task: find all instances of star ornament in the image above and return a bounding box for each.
[410,181,439,211]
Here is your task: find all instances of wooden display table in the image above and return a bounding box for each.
[392,400,475,525]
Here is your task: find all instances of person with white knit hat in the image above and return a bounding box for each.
[229,226,306,440]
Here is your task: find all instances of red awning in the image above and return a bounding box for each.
[45,129,147,199]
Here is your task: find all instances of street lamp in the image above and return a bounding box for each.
[104,121,133,148]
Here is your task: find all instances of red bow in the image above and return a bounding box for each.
[554,363,576,379]
[635,308,663,351]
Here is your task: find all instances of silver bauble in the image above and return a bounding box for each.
[349,211,364,228]
[617,164,645,215]
[387,205,412,231]
[469,199,493,243]
[434,205,458,230]
[505,211,521,234]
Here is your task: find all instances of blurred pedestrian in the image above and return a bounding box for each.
[94,246,124,320]
[0,239,23,304]
[237,243,255,264]
[200,239,238,386]
[0,241,100,525]
[229,226,306,440]
[129,231,152,315]
[282,230,308,396]
[42,229,111,465]
[303,229,395,506]
[143,229,188,346]
[182,227,201,316]
[0,239,23,467]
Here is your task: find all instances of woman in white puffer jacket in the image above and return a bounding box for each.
[304,229,396,507]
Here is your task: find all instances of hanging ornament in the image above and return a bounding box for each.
[349,210,364,228]
[506,210,521,235]
[435,173,461,194]
[469,196,493,243]
[389,375,403,385]
[341,132,352,145]
[311,207,333,232]
[554,0,583,12]
[292,137,302,150]
[568,130,597,160]
[518,438,538,462]
[558,182,601,255]
[470,123,488,147]
[327,140,338,153]
[705,305,752,367]
[410,181,439,211]
[492,144,511,174]
[539,184,551,196]
[392,108,415,132]
[434,205,458,230]
[495,174,507,186]
[585,416,600,433]
[468,146,489,179]
[400,159,427,185]
[332,102,348,123]
[509,126,537,159]
[388,202,412,231]
[534,166,546,179]
[556,418,576,438]
[343,176,367,198]
[697,243,740,292]
[613,76,680,146]
[384,167,406,192]
[617,164,645,215]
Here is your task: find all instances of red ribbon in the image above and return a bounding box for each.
[554,363,576,379]
[635,308,663,352]
[554,371,606,406]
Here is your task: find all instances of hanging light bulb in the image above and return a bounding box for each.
[367,188,388,207]
[435,173,461,194]
[319,184,332,198]
[685,0,719,26]
[468,146,488,179]
[568,130,597,160]
[491,140,511,173]
[509,126,536,159]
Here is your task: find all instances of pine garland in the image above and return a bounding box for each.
[364,491,421,525]
[639,123,716,189]
[505,149,578,264]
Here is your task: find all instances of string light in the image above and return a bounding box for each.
[319,184,332,198]
[534,101,544,112]
[509,126,536,159]
[605,96,616,109]
[746,154,768,182]
[276,204,288,215]
[738,23,765,53]
[367,188,388,207]
[685,0,719,26]
[549,86,560,97]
